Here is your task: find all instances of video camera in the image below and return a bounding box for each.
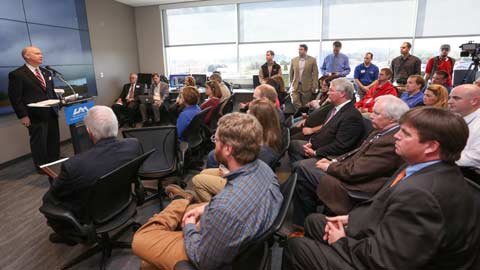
[459,41,480,58]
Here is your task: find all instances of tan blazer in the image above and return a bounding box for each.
[289,55,319,92]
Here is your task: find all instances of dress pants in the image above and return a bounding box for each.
[112,102,139,126]
[288,140,309,163]
[191,168,226,202]
[291,84,313,110]
[282,214,354,270]
[132,199,205,270]
[292,158,324,227]
[140,103,161,123]
[28,111,60,167]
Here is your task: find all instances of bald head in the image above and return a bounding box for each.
[448,84,480,117]
[22,46,43,67]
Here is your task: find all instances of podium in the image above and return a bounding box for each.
[63,97,96,154]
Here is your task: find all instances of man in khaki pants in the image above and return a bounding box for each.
[290,44,319,109]
[132,113,283,270]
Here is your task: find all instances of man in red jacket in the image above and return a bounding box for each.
[355,68,397,113]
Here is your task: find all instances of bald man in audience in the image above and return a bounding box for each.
[448,84,480,177]
[283,107,480,270]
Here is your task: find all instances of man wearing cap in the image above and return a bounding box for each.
[424,44,455,87]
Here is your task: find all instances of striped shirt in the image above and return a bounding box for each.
[183,159,283,270]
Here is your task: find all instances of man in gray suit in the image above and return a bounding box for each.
[290,44,319,109]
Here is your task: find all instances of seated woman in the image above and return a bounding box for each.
[176,86,200,141]
[192,99,282,202]
[168,76,197,123]
[139,73,169,125]
[271,75,288,106]
[200,80,223,126]
[423,84,449,108]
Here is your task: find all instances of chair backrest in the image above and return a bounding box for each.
[208,101,225,130]
[270,128,290,170]
[221,93,235,115]
[122,126,178,176]
[87,150,154,224]
[232,173,297,270]
[183,107,211,148]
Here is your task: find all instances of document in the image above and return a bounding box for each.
[27,99,60,107]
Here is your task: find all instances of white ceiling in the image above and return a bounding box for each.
[114,0,202,7]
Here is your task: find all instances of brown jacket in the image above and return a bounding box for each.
[317,126,404,214]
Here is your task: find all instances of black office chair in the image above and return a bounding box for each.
[39,150,154,270]
[220,93,235,115]
[182,107,213,165]
[208,102,223,132]
[122,126,185,207]
[271,128,290,170]
[174,173,297,270]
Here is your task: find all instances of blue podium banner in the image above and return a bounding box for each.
[64,101,94,125]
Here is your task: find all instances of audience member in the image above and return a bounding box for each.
[269,75,288,106]
[291,95,408,227]
[321,41,350,78]
[209,73,231,101]
[112,73,144,127]
[390,42,421,85]
[239,84,284,122]
[448,84,480,172]
[290,44,319,109]
[41,106,142,245]
[430,70,452,92]
[183,75,196,87]
[400,75,425,108]
[423,84,449,108]
[192,99,282,202]
[283,107,480,270]
[355,68,397,113]
[176,86,200,141]
[289,78,365,162]
[200,80,222,126]
[139,73,169,125]
[424,44,455,87]
[259,50,282,84]
[132,113,282,270]
[353,52,379,99]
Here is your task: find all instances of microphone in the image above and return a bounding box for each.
[45,65,63,76]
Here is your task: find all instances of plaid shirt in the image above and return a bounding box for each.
[183,160,283,270]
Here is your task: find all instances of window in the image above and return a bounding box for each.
[239,0,321,42]
[164,5,236,46]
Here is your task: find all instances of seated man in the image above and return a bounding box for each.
[111,73,144,127]
[41,106,142,245]
[288,78,365,163]
[132,113,283,270]
[431,70,452,93]
[291,95,408,227]
[283,107,480,270]
[355,68,397,114]
[400,75,425,108]
[448,84,480,179]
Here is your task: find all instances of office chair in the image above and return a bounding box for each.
[122,126,185,208]
[182,107,213,167]
[271,128,290,170]
[39,150,154,270]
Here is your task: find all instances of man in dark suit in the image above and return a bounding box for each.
[111,73,144,127]
[283,107,480,270]
[291,95,409,227]
[8,46,60,171]
[288,78,365,163]
[41,106,142,245]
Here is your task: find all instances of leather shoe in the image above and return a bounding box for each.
[165,184,193,203]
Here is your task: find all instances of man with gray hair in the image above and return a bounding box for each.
[291,95,409,228]
[289,78,365,163]
[41,105,142,245]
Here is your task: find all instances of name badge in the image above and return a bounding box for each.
[360,70,366,73]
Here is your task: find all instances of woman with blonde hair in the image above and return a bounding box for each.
[423,84,449,108]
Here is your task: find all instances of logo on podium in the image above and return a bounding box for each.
[65,101,94,125]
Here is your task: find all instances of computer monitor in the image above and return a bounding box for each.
[192,74,207,87]
[253,75,261,89]
[137,73,152,88]
[169,74,188,88]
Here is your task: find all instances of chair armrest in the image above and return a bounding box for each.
[39,203,90,236]
[174,260,198,270]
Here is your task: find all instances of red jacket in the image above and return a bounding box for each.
[355,81,397,112]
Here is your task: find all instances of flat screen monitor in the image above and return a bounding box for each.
[137,73,152,88]
[169,74,188,88]
[192,74,207,87]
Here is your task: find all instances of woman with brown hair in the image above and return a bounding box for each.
[200,80,223,125]
[176,86,200,141]
[183,76,196,87]
[423,84,449,108]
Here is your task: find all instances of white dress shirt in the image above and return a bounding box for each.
[457,108,480,169]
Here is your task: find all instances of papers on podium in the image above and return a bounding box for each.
[27,99,60,107]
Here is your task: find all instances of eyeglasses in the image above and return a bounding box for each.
[211,134,216,143]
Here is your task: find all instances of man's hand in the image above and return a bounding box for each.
[182,204,207,227]
[326,220,346,245]
[20,116,31,127]
[326,215,349,226]
[219,165,230,177]
[115,98,123,105]
[303,143,315,157]
[302,127,314,135]
[315,158,332,171]
[323,215,348,243]
[295,119,306,128]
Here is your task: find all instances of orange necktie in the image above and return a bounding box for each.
[390,169,406,187]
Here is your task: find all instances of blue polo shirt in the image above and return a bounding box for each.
[400,91,424,108]
[354,63,379,86]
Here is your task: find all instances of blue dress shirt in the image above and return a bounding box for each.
[400,91,424,108]
[321,53,350,77]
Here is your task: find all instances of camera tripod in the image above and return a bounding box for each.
[461,56,480,84]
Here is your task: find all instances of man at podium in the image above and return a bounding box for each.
[8,46,60,173]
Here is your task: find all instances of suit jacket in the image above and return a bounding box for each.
[311,101,365,158]
[289,55,319,92]
[42,137,142,223]
[317,127,404,214]
[333,162,480,270]
[8,65,57,122]
[118,83,144,104]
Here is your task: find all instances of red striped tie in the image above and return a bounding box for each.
[34,68,46,90]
